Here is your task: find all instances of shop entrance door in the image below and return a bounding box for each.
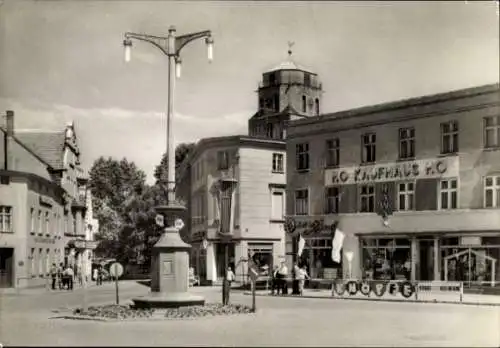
[418,240,434,281]
[0,248,14,288]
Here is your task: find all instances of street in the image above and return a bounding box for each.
[0,281,499,347]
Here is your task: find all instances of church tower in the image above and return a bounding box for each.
[248,44,323,140]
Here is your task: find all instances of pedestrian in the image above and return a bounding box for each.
[57,263,64,290]
[93,267,98,282]
[97,266,103,286]
[224,266,235,305]
[297,265,310,296]
[276,260,288,295]
[270,265,279,295]
[50,263,58,290]
[63,265,74,290]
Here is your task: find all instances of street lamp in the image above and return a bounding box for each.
[123,26,213,222]
[123,27,212,309]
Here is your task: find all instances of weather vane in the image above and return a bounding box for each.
[287,41,295,56]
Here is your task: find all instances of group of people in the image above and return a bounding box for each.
[49,263,105,290]
[270,261,310,296]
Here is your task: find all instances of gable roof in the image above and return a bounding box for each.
[14,131,66,170]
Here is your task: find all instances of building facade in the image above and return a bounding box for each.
[177,51,321,284]
[178,136,286,284]
[286,83,500,288]
[0,111,96,288]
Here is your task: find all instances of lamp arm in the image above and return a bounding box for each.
[125,32,169,56]
[175,30,212,55]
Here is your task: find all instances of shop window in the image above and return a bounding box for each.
[300,237,342,280]
[325,138,339,167]
[272,153,284,173]
[397,182,415,211]
[294,189,309,216]
[360,237,412,281]
[483,115,500,149]
[248,244,273,276]
[399,127,415,159]
[217,151,229,170]
[440,120,459,154]
[484,175,500,208]
[0,206,12,233]
[439,179,458,209]
[361,133,376,163]
[325,186,340,214]
[359,184,375,212]
[295,143,309,171]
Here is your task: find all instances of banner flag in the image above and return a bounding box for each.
[298,234,305,257]
[331,228,345,263]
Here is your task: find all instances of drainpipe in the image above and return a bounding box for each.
[4,111,14,170]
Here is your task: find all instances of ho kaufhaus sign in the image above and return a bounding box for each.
[325,157,459,186]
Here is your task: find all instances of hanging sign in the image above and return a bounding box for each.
[155,214,164,227]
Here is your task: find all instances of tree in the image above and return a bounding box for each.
[154,142,196,184]
[89,156,148,259]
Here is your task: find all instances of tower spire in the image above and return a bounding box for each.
[287,41,295,58]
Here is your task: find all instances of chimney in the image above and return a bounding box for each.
[4,110,14,170]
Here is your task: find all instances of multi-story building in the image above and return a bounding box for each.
[286,83,500,289]
[177,51,319,284]
[0,111,96,288]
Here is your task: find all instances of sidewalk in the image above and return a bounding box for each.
[242,288,500,306]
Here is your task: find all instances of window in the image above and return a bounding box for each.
[271,191,284,220]
[439,179,458,209]
[30,208,35,233]
[73,213,77,235]
[45,212,50,235]
[398,182,415,211]
[304,73,311,87]
[217,151,229,170]
[38,210,42,233]
[46,248,50,276]
[441,121,459,154]
[272,153,284,173]
[295,189,309,215]
[266,123,274,138]
[399,127,415,159]
[302,95,307,113]
[359,184,375,212]
[484,175,500,208]
[325,138,340,167]
[0,206,12,232]
[30,248,36,277]
[269,73,276,86]
[53,213,57,235]
[273,94,280,112]
[38,248,43,278]
[325,186,340,214]
[484,116,500,148]
[361,133,376,163]
[315,98,320,116]
[296,143,309,171]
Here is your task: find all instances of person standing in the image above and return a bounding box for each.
[297,265,310,296]
[50,263,58,290]
[277,261,288,295]
[97,266,103,286]
[224,266,235,305]
[64,265,74,290]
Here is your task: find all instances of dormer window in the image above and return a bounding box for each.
[266,124,274,138]
[302,95,307,113]
[304,73,311,87]
[273,94,280,112]
[269,73,276,86]
[315,98,320,116]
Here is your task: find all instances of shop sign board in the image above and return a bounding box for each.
[325,157,459,186]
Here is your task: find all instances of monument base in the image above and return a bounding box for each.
[132,292,205,309]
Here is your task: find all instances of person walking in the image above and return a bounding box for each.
[50,263,58,290]
[297,265,310,296]
[57,263,64,290]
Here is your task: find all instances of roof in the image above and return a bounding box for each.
[14,130,66,170]
[290,83,500,128]
[265,51,314,74]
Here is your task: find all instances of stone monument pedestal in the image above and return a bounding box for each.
[132,204,205,309]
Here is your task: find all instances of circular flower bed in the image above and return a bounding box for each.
[73,304,154,319]
[72,303,253,320]
[162,303,253,319]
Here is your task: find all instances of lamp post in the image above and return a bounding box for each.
[123,27,213,221]
[124,27,213,309]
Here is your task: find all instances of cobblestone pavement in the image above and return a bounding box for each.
[1,282,499,347]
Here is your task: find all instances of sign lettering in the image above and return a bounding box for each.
[325,157,459,186]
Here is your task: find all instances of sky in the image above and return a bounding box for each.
[0,0,498,184]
